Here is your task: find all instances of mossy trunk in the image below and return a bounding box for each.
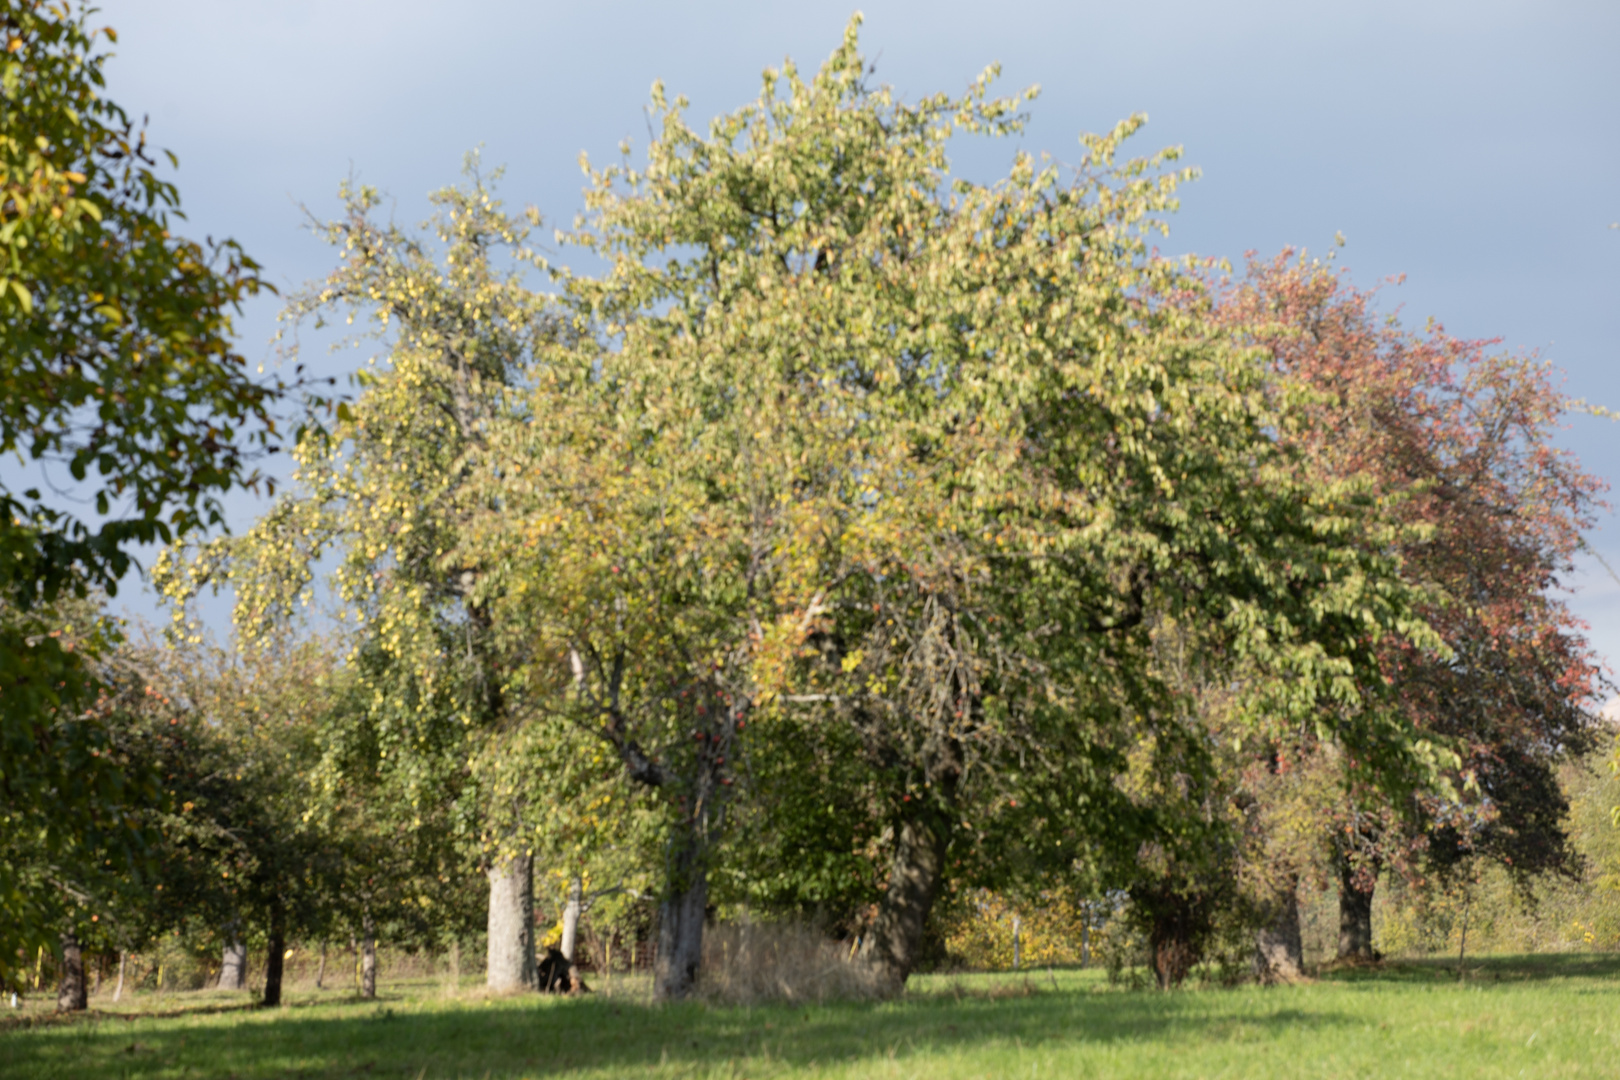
[1149,916,1197,990]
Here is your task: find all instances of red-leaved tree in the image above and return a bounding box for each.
[1220,251,1609,963]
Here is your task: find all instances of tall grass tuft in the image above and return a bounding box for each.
[699,919,882,1005]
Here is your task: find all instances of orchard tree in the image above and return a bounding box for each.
[1235,730,1344,982]
[306,642,490,999]
[98,633,347,1007]
[474,18,1443,996]
[1217,251,1609,961]
[156,165,570,993]
[4,623,344,1008]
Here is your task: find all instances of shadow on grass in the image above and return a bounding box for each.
[0,981,1358,1080]
[0,1001,258,1034]
[0,989,412,1036]
[1316,951,1620,986]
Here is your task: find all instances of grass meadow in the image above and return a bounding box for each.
[4,955,1619,1079]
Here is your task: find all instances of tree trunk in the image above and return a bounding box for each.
[1149,912,1196,990]
[1255,879,1304,983]
[315,941,326,990]
[263,901,286,1007]
[1456,874,1473,980]
[561,875,582,963]
[654,853,708,1001]
[219,934,248,990]
[56,929,87,1012]
[112,951,126,1003]
[860,814,948,994]
[1336,856,1378,962]
[486,852,536,992]
[361,909,377,999]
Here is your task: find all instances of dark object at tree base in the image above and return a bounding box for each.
[537,948,588,994]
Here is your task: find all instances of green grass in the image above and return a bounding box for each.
[5,955,1620,1078]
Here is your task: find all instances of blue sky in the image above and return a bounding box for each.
[92,0,1620,679]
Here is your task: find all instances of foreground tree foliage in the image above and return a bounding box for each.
[0,1,287,994]
[0,0,281,601]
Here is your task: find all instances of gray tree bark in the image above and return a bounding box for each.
[486,852,536,992]
[860,814,948,994]
[560,875,582,962]
[1254,879,1304,983]
[360,908,378,999]
[654,858,707,1001]
[219,936,247,990]
[603,673,731,1002]
[56,929,86,1012]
